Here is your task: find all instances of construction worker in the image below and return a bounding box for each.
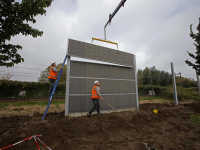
[88,81,103,116]
[48,62,62,95]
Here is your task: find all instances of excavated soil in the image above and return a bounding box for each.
[0,102,200,150]
[0,99,171,116]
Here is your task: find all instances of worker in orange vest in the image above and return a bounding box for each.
[88,81,103,116]
[48,62,62,95]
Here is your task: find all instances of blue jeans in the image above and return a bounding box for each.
[89,98,100,115]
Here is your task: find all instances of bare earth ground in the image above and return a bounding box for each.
[0,99,171,116]
[0,99,193,116]
[0,100,200,150]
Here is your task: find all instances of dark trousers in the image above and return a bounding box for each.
[89,98,100,115]
[48,79,55,94]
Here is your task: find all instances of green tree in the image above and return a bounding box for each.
[137,69,143,85]
[37,63,67,83]
[137,66,197,87]
[142,67,151,85]
[0,73,13,80]
[160,71,167,86]
[185,17,200,74]
[0,0,54,67]
[149,66,160,85]
[178,77,197,88]
[137,66,172,86]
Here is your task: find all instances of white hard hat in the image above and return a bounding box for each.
[51,62,56,65]
[94,80,99,85]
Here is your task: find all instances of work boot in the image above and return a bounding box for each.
[87,113,91,118]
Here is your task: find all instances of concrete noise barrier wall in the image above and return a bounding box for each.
[65,39,138,116]
[68,39,134,67]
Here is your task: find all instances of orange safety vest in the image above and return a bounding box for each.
[92,85,100,98]
[48,66,57,79]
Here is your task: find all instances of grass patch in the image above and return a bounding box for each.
[188,141,194,144]
[25,108,31,112]
[0,100,65,109]
[0,103,10,109]
[139,96,167,101]
[189,114,200,125]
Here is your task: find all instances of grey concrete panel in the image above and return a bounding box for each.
[68,94,136,113]
[70,61,135,79]
[68,61,136,113]
[66,38,137,114]
[69,77,135,94]
[67,39,134,67]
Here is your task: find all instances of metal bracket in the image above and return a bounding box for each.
[91,37,118,49]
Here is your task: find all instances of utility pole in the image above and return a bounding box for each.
[175,72,183,87]
[170,62,178,105]
[195,70,200,99]
[151,77,154,96]
[179,72,183,87]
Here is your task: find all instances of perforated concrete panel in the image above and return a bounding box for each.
[65,39,138,115]
[67,39,134,67]
[68,94,136,113]
[68,61,136,113]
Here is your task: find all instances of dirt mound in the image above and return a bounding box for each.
[183,102,200,113]
[0,102,200,150]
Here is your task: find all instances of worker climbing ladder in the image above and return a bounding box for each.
[42,55,68,121]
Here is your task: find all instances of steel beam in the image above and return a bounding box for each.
[170,62,178,105]
[105,0,127,28]
[65,40,71,116]
[196,70,200,99]
[134,55,139,110]
[104,0,127,39]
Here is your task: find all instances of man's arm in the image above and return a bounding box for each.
[52,66,63,73]
[52,67,59,73]
[96,86,103,100]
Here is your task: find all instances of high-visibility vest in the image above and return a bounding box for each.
[48,66,57,79]
[92,85,100,98]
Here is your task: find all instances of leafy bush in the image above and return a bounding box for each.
[0,80,199,100]
[0,80,66,98]
[161,86,199,100]
[138,85,199,100]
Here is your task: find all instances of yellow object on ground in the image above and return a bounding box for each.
[153,110,158,114]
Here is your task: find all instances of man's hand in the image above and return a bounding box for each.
[91,98,93,101]
[100,97,103,100]
[59,67,63,70]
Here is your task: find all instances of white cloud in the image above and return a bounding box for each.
[1,0,200,81]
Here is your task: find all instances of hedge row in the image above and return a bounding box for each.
[0,80,199,100]
[0,80,66,98]
[138,85,199,100]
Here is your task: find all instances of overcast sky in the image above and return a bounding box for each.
[1,0,200,81]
